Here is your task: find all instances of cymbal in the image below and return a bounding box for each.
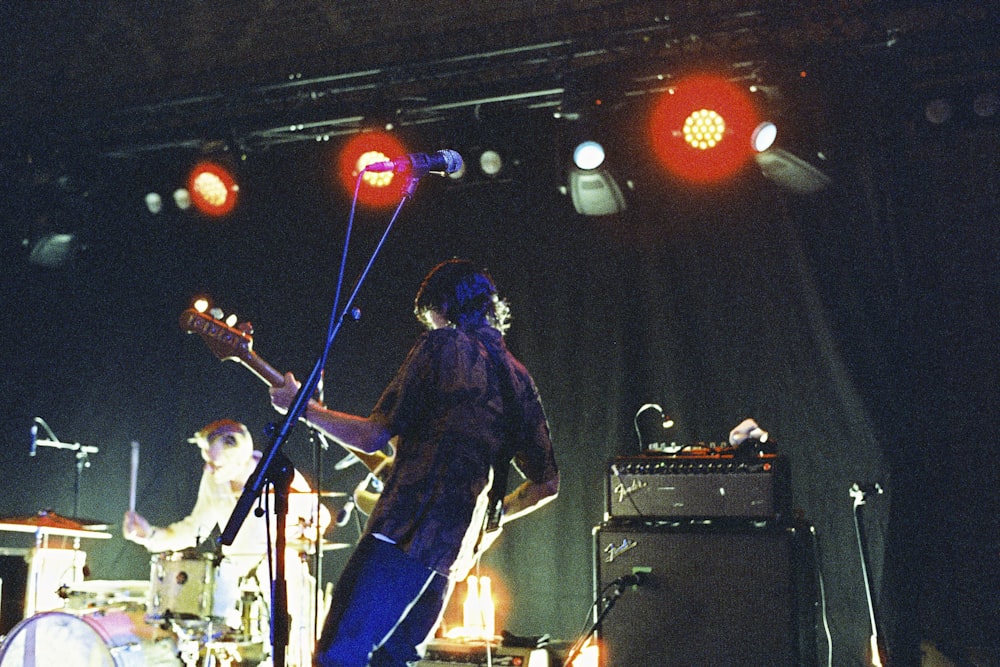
[70,517,111,531]
[289,538,353,553]
[0,510,110,537]
[0,511,112,539]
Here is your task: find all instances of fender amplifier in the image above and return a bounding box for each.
[593,520,815,666]
[605,453,791,520]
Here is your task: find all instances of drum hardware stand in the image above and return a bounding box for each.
[308,375,330,653]
[203,641,243,667]
[221,449,295,667]
[30,417,100,518]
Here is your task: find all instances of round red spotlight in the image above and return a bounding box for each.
[336,132,410,207]
[188,161,239,217]
[648,73,760,184]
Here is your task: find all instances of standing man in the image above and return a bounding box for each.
[123,418,331,667]
[270,259,560,667]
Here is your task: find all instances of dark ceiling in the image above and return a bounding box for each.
[2,0,997,164]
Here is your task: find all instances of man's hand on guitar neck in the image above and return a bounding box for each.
[269,371,392,457]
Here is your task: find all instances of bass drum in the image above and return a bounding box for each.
[0,609,145,667]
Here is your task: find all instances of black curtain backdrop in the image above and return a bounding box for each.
[2,77,997,666]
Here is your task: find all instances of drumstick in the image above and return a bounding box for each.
[129,440,139,513]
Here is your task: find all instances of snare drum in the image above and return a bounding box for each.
[148,551,215,620]
[63,580,150,611]
[0,609,145,667]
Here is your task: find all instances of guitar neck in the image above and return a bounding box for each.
[180,307,390,475]
[239,352,390,474]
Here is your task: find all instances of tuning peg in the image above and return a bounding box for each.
[225,313,238,327]
[209,307,225,320]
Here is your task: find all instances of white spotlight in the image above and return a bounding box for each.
[925,99,952,125]
[973,92,998,118]
[479,151,503,176]
[573,141,606,170]
[145,192,163,214]
[173,188,192,211]
[751,122,778,153]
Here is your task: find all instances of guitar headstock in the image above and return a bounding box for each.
[179,307,256,364]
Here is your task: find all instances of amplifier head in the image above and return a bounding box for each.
[606,453,792,520]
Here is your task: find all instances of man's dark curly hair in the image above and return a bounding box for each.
[413,259,510,333]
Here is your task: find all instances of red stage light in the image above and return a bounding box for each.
[648,73,760,184]
[188,161,239,217]
[336,132,410,207]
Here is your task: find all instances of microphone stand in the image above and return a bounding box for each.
[563,579,633,667]
[851,482,887,667]
[218,173,422,665]
[32,418,99,519]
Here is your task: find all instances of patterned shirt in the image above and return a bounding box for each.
[365,324,557,576]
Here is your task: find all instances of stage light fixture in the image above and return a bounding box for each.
[753,148,831,194]
[188,161,239,217]
[683,109,725,150]
[573,141,606,170]
[27,232,81,268]
[750,122,830,193]
[751,122,778,153]
[173,188,192,211]
[568,167,626,216]
[973,92,997,118]
[479,150,503,176]
[648,73,760,184]
[925,98,952,125]
[144,192,163,214]
[335,131,409,207]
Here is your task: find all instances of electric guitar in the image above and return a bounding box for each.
[178,307,392,478]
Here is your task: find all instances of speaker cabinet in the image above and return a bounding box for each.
[593,521,815,667]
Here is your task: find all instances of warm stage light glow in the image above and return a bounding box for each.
[336,132,409,207]
[188,161,238,216]
[446,575,496,641]
[683,109,725,150]
[648,73,761,184]
[570,641,600,667]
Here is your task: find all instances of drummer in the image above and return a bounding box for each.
[123,419,331,667]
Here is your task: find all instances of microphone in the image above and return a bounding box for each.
[29,423,38,457]
[365,150,463,177]
[336,501,355,527]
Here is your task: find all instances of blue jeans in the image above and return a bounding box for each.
[315,535,450,667]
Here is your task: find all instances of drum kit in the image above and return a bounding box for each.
[0,511,352,667]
